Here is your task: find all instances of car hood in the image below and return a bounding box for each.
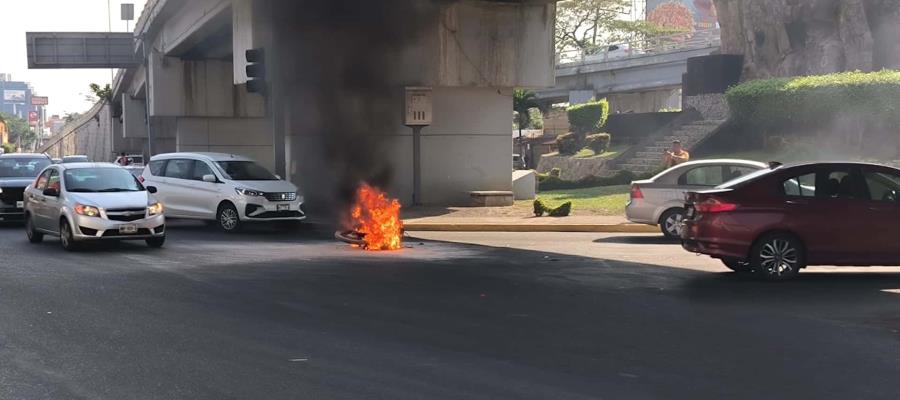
[231,180,298,193]
[0,177,36,188]
[67,191,154,209]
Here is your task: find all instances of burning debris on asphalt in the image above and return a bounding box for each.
[335,183,403,251]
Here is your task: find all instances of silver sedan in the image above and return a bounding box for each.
[625,159,767,239]
[23,163,166,251]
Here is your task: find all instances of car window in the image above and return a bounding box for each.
[34,169,53,190]
[192,161,215,181]
[149,160,167,176]
[727,166,758,181]
[64,168,143,193]
[215,161,278,181]
[682,166,726,186]
[0,157,52,178]
[819,170,857,199]
[163,159,193,180]
[864,171,900,202]
[47,170,61,191]
[783,173,816,197]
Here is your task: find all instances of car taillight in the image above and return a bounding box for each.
[695,197,738,213]
[630,184,643,199]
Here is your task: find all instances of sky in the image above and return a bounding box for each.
[0,0,148,117]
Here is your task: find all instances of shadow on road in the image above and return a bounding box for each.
[593,235,676,245]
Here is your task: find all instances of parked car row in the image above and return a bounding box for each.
[628,158,900,280]
[0,152,306,251]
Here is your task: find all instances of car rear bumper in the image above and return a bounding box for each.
[72,214,166,241]
[625,200,657,225]
[681,219,751,260]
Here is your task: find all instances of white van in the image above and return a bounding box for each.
[141,152,305,232]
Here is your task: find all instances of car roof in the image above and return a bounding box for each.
[53,162,122,170]
[648,159,767,182]
[777,161,899,170]
[0,153,50,159]
[150,152,254,162]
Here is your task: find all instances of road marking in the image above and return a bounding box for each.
[289,358,309,362]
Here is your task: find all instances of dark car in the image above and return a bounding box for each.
[0,153,53,222]
[682,162,900,280]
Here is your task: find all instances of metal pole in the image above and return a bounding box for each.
[412,126,422,205]
[142,39,153,157]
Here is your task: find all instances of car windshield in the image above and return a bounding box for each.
[64,168,144,192]
[0,158,51,178]
[215,161,278,181]
[716,168,774,189]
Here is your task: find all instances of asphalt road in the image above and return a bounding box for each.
[1,222,899,399]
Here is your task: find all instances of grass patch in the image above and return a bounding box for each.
[573,144,629,159]
[516,185,630,216]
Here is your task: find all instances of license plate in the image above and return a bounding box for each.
[119,224,138,234]
[16,201,23,209]
[277,204,290,211]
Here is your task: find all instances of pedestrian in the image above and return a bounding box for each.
[663,140,690,168]
[116,152,131,166]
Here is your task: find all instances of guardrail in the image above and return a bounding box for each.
[556,28,721,66]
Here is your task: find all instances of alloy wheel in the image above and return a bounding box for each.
[220,208,239,231]
[758,239,799,278]
[664,212,684,237]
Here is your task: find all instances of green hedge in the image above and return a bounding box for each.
[585,133,611,153]
[726,70,900,132]
[556,133,579,155]
[537,169,662,191]
[567,99,609,134]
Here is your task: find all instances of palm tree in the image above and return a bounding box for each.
[513,89,540,160]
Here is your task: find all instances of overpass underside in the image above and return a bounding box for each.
[97,0,558,207]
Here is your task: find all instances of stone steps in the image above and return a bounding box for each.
[615,118,726,175]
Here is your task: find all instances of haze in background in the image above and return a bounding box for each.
[0,0,147,116]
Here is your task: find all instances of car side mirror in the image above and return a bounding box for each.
[146,186,158,194]
[202,174,217,183]
[43,188,59,197]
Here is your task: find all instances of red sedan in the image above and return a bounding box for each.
[682,162,900,280]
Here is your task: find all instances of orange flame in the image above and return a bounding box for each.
[350,183,403,251]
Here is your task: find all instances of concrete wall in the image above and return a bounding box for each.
[42,102,113,162]
[175,117,273,170]
[149,54,264,118]
[607,88,682,114]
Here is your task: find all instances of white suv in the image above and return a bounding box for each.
[141,152,305,232]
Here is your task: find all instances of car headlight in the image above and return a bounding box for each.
[235,188,264,196]
[0,187,3,194]
[74,203,101,217]
[147,202,164,216]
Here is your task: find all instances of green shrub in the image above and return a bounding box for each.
[567,99,609,135]
[537,169,662,191]
[585,133,611,153]
[726,70,900,133]
[0,143,15,154]
[548,201,572,217]
[533,199,547,216]
[556,133,579,155]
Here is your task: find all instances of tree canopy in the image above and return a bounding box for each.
[556,0,687,54]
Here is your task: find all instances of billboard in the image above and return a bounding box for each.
[647,0,719,31]
[28,111,39,125]
[31,96,48,106]
[3,89,27,102]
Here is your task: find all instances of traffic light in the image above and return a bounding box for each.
[245,48,266,94]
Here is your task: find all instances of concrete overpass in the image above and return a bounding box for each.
[35,0,560,206]
[536,30,720,112]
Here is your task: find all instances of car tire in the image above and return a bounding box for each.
[750,233,805,281]
[25,214,43,244]
[721,258,751,273]
[216,203,242,233]
[60,219,79,252]
[146,236,166,248]
[659,208,685,239]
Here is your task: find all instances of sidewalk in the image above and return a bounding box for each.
[402,206,659,233]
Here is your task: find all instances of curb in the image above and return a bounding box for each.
[402,222,660,233]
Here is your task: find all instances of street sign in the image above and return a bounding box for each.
[31,96,48,106]
[121,4,135,21]
[26,32,137,69]
[404,87,433,127]
[28,111,39,125]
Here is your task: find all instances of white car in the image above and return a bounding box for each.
[625,159,767,239]
[141,152,306,232]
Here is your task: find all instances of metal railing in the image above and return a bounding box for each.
[556,28,721,66]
